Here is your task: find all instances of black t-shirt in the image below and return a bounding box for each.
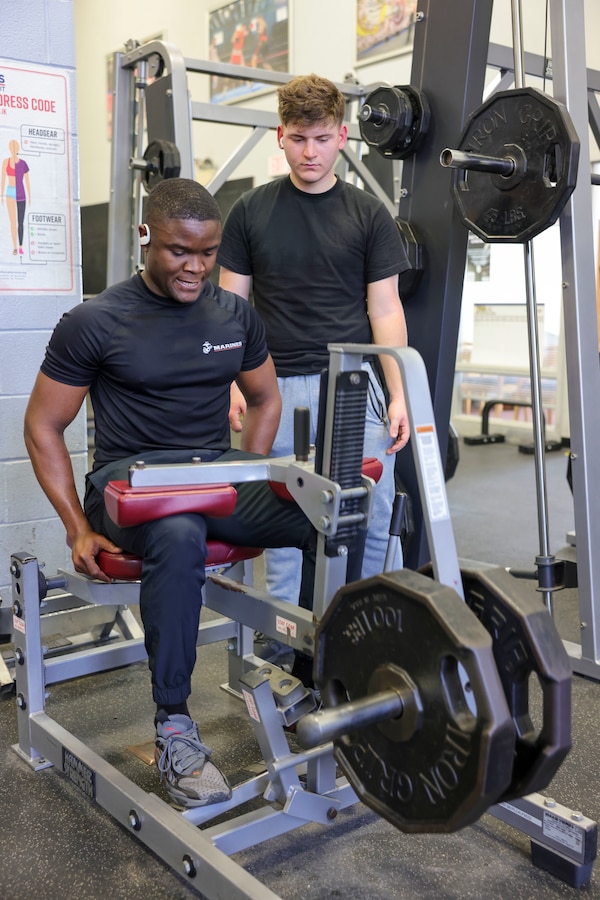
[217,176,410,376]
[41,274,268,470]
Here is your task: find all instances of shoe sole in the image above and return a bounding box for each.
[165,784,232,808]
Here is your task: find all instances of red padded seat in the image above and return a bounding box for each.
[97,543,264,581]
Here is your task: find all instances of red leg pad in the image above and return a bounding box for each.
[104,480,238,527]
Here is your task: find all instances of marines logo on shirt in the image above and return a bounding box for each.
[202,340,243,354]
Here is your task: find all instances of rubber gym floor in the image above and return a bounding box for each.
[1,439,598,899]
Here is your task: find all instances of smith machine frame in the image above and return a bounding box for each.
[107,0,600,680]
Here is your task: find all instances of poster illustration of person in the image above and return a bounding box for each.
[1,139,31,256]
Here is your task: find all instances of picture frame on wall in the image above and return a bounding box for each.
[209,0,290,104]
[356,0,418,66]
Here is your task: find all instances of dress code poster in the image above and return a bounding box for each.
[0,60,75,293]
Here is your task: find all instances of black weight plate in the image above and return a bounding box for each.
[143,139,181,192]
[450,87,579,242]
[315,568,515,833]
[460,562,572,799]
[359,86,412,157]
[360,85,430,160]
[400,85,431,158]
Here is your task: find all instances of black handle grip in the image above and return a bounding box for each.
[294,406,310,461]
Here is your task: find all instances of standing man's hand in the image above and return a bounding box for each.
[229,381,248,433]
[387,396,410,454]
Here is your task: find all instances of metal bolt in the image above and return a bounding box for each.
[320,490,334,505]
[544,798,556,808]
[12,600,22,618]
[570,452,577,460]
[327,807,338,820]
[15,648,24,665]
[16,693,26,710]
[10,561,20,578]
[182,854,197,877]
[350,373,361,385]
[580,622,587,630]
[134,460,146,468]
[415,10,425,22]
[128,810,142,831]
[318,516,331,532]
[571,811,584,821]
[337,545,348,557]
[192,456,202,463]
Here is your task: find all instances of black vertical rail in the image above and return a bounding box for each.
[395,0,495,567]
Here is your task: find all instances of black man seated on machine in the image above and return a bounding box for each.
[23,177,326,810]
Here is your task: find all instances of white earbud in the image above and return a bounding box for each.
[139,224,151,246]
[279,138,284,149]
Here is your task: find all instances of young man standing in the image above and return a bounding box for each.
[218,73,411,644]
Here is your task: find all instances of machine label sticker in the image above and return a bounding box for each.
[62,748,96,800]
[415,425,449,521]
[242,689,261,723]
[275,616,296,638]
[543,810,584,854]
[12,615,25,634]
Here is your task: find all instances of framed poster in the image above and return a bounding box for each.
[209,0,290,104]
[0,59,75,293]
[356,0,418,66]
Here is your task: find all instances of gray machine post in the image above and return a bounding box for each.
[548,0,600,678]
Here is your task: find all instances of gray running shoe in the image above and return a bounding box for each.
[253,632,295,671]
[155,714,232,808]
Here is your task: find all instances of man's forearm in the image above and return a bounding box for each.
[24,429,90,540]
[371,317,408,401]
[240,401,281,455]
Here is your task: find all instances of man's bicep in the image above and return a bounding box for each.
[367,274,405,316]
[25,372,90,435]
[219,267,251,300]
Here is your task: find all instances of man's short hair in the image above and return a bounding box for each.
[277,74,345,128]
[145,178,221,227]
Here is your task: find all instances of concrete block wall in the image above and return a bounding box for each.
[0,0,82,630]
